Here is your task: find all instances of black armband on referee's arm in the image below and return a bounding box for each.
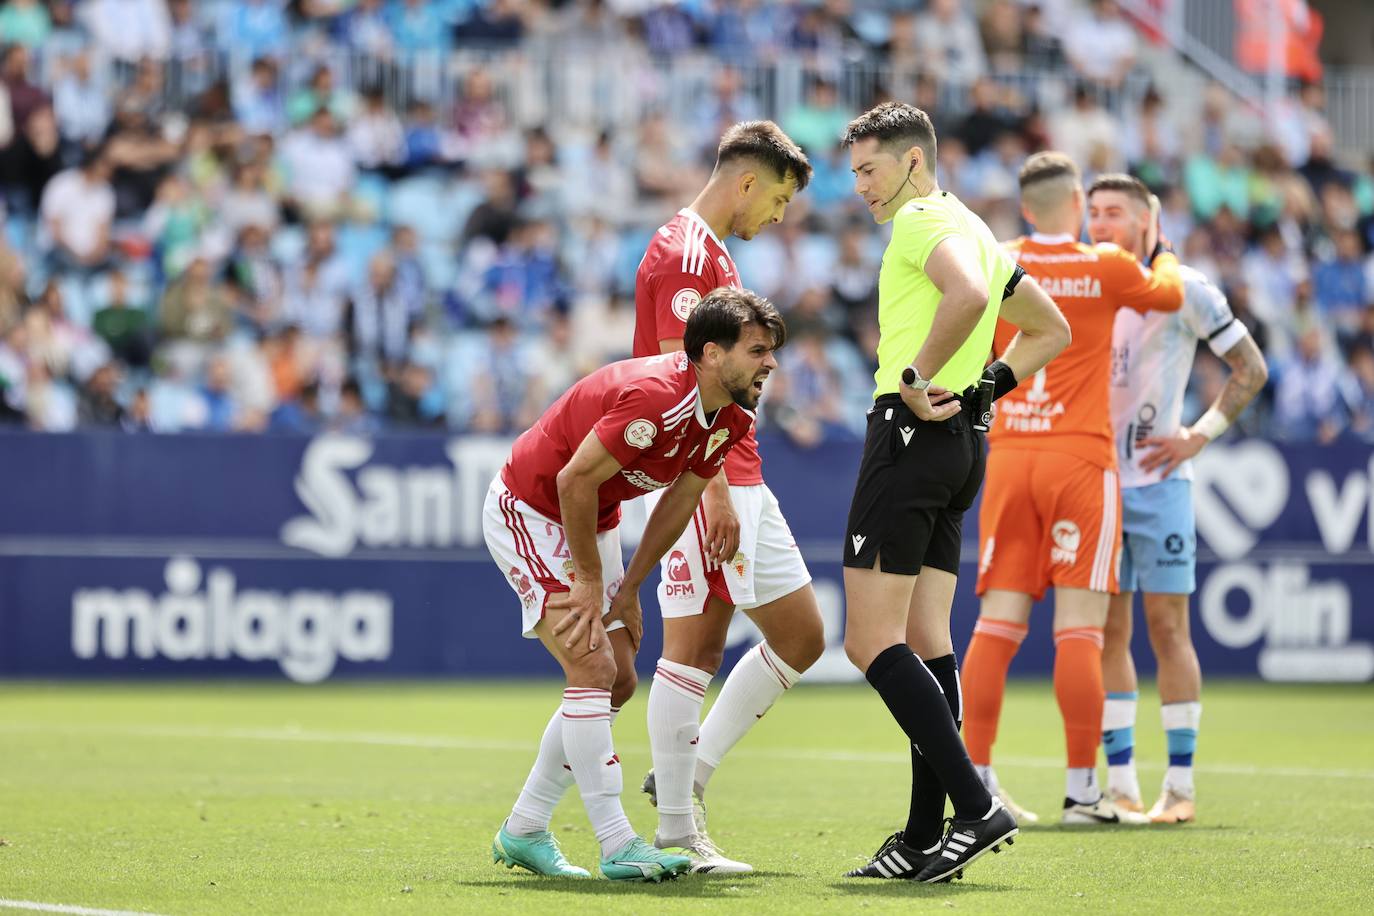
[1001,264,1026,301]
[982,360,1018,401]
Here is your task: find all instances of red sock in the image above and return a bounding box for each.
[961,618,1029,766]
[1054,627,1106,768]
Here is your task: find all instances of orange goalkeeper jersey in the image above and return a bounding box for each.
[990,233,1184,469]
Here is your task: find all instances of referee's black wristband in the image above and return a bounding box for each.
[1001,264,1026,301]
[983,360,1018,401]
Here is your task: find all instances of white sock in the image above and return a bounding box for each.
[1066,766,1099,805]
[648,658,711,843]
[1162,701,1202,797]
[1107,763,1141,801]
[508,704,621,836]
[975,763,1000,794]
[695,642,801,796]
[1102,693,1140,800]
[560,688,636,857]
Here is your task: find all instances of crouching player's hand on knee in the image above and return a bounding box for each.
[605,582,643,652]
[550,578,608,653]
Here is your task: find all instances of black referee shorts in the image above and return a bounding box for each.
[843,392,987,576]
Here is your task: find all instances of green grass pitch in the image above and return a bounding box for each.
[1,679,1371,914]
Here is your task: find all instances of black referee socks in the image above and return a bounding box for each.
[905,653,963,848]
[866,645,991,821]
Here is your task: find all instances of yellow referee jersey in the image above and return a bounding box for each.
[873,190,1016,398]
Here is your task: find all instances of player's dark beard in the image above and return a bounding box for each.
[728,371,765,410]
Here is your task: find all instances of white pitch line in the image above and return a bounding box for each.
[0,900,169,916]
[4,721,1373,781]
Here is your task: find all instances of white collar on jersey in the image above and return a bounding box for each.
[679,207,730,255]
[1030,232,1078,245]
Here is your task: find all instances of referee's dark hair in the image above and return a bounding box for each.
[1087,172,1152,209]
[842,102,938,172]
[716,121,814,191]
[684,287,787,361]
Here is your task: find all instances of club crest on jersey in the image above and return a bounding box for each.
[624,419,657,449]
[703,428,730,460]
[563,559,576,581]
[717,255,732,276]
[671,287,702,321]
[1051,519,1081,566]
[730,550,747,578]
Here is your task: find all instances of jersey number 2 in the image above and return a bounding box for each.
[544,523,570,559]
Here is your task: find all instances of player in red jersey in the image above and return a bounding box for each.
[634,121,825,872]
[485,289,785,882]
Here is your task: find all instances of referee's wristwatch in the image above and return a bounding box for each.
[901,365,931,391]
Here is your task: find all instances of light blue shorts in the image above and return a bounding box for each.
[1118,478,1195,595]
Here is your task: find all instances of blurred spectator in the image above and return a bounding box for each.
[40,145,116,273]
[225,222,284,329]
[219,160,280,237]
[216,0,289,61]
[143,173,211,277]
[4,103,63,215]
[1273,327,1350,442]
[348,87,406,174]
[200,353,241,431]
[341,0,396,58]
[2,44,48,131]
[956,78,1017,158]
[78,361,126,427]
[269,377,321,434]
[347,251,421,367]
[401,100,447,171]
[92,270,153,368]
[913,0,987,90]
[980,0,1026,74]
[0,0,51,50]
[764,321,847,449]
[1049,84,1120,174]
[782,77,851,157]
[1243,225,1308,332]
[82,0,172,64]
[280,107,356,221]
[468,316,541,433]
[233,57,287,137]
[1120,87,1179,188]
[287,64,355,128]
[331,377,380,434]
[458,0,525,47]
[52,51,112,155]
[161,256,232,346]
[1345,345,1374,442]
[386,359,442,427]
[563,131,633,224]
[283,221,351,338]
[1063,0,1137,89]
[1312,229,1368,338]
[390,0,451,54]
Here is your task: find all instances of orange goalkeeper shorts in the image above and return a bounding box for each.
[975,448,1122,600]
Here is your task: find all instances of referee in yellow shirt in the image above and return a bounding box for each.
[838,102,1070,884]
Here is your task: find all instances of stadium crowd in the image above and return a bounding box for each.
[0,0,1368,445]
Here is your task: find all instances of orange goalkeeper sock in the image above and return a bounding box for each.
[961,618,1028,766]
[1053,626,1106,769]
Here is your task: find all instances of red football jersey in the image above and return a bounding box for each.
[633,208,762,486]
[500,352,755,532]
